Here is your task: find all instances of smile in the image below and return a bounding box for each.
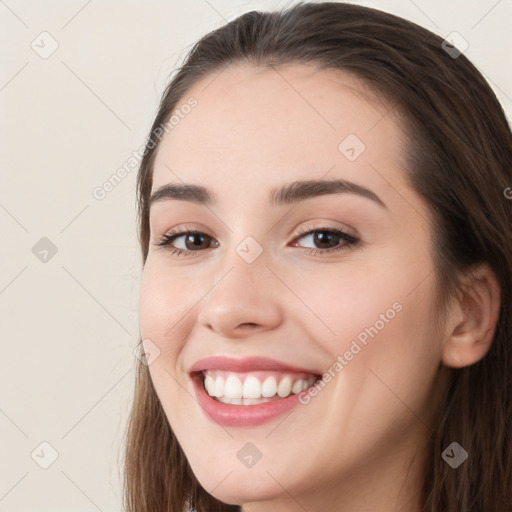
[203,370,318,404]
[189,356,322,427]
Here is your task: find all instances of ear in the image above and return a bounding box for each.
[442,263,501,368]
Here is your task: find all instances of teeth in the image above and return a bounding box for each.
[224,375,243,399]
[243,376,262,399]
[217,397,274,405]
[261,376,277,397]
[203,371,318,401]
[292,379,304,394]
[277,376,292,397]
[214,375,224,397]
[204,374,215,396]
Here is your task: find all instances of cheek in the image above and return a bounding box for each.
[291,249,441,381]
[139,257,193,328]
[138,262,195,369]
[138,263,198,421]
[287,260,402,351]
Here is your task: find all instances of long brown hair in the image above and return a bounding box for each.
[122,2,512,510]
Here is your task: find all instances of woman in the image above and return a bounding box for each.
[123,2,512,511]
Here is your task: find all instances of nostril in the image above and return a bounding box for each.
[239,323,259,330]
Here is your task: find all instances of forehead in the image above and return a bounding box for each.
[151,63,410,210]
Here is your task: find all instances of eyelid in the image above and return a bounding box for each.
[154,220,361,260]
[292,220,359,240]
[156,220,356,244]
[156,223,215,241]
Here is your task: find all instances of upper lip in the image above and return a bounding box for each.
[189,356,322,376]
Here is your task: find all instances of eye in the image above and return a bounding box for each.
[290,224,360,255]
[155,228,219,257]
[154,224,360,257]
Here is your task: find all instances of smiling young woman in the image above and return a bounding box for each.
[122,2,512,511]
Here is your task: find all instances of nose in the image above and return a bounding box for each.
[197,249,284,339]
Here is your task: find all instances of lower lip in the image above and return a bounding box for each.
[191,374,304,427]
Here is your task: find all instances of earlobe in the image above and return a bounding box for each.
[441,264,501,369]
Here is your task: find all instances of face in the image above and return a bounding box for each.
[139,63,448,510]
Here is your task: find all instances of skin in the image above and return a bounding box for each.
[138,63,500,511]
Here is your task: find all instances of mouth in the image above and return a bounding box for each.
[189,356,323,427]
[197,369,319,405]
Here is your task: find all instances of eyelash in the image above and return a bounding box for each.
[155,224,360,258]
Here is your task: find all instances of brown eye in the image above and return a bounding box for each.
[292,227,359,254]
[181,233,213,250]
[157,231,217,253]
[307,230,341,249]
[155,226,359,258]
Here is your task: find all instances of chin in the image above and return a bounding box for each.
[196,472,283,508]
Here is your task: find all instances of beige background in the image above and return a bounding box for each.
[0,0,510,510]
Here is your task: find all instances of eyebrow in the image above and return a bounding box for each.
[149,178,387,209]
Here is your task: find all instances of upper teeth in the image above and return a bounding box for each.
[203,370,317,400]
